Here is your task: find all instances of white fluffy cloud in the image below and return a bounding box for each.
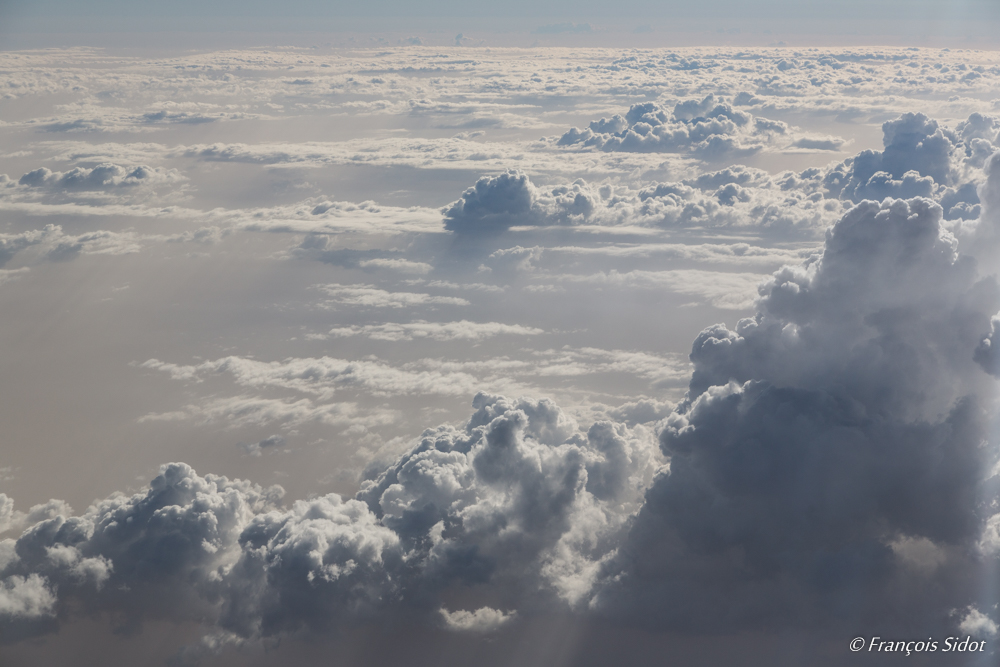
[557,95,798,159]
[0,574,56,620]
[439,606,516,632]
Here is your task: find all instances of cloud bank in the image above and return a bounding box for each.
[6,184,1000,654]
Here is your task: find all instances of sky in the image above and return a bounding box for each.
[2,3,1000,667]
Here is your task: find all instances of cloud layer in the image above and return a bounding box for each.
[6,188,1000,655]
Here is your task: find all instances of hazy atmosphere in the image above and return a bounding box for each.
[3,2,1000,666]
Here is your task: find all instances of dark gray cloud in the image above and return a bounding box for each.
[592,195,1000,640]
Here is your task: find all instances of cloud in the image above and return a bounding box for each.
[543,242,819,270]
[790,136,848,151]
[139,395,381,430]
[0,495,18,535]
[557,95,797,159]
[240,435,286,457]
[0,225,140,269]
[140,355,484,399]
[441,166,847,238]
[357,258,433,274]
[560,269,767,310]
[139,347,692,432]
[605,398,676,426]
[0,574,57,620]
[317,284,469,308]
[591,196,1000,635]
[0,268,29,286]
[293,238,434,275]
[443,170,597,234]
[327,320,545,342]
[10,42,1000,662]
[6,195,1000,649]
[16,163,181,190]
[823,112,997,223]
[0,463,283,640]
[481,245,543,273]
[440,606,516,632]
[0,397,658,642]
[444,171,536,234]
[958,607,999,638]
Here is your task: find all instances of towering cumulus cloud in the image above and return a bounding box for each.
[593,192,1000,636]
[826,112,992,222]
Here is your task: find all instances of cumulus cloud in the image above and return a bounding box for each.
[958,607,999,638]
[0,574,56,620]
[439,606,516,632]
[443,170,597,234]
[0,463,283,640]
[16,163,180,190]
[0,396,657,642]
[591,196,1000,635]
[443,166,847,238]
[11,43,1000,663]
[439,111,996,240]
[824,112,996,223]
[428,110,993,241]
[7,193,1000,651]
[557,96,800,159]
